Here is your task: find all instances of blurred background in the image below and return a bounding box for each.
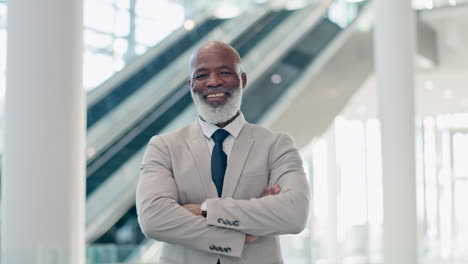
[1,0,468,263]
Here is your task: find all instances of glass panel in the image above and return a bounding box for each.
[335,119,369,260]
[136,0,184,20]
[0,28,5,153]
[84,29,113,50]
[135,18,171,46]
[0,4,6,28]
[134,1,184,46]
[453,132,468,178]
[114,10,130,37]
[113,38,128,56]
[422,117,440,258]
[454,180,468,258]
[84,1,115,32]
[83,52,114,91]
[414,0,468,9]
[115,0,130,10]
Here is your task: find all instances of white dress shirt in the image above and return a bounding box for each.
[197,112,246,157]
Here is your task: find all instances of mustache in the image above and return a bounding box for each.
[201,87,231,97]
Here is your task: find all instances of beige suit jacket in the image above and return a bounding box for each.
[136,121,310,264]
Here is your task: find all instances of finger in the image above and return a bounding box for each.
[273,185,281,194]
[261,186,272,197]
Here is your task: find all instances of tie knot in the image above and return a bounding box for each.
[212,129,230,143]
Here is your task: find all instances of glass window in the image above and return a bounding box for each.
[114,10,130,37]
[113,38,128,56]
[84,1,115,33]
[0,29,5,103]
[0,4,6,28]
[83,52,114,90]
[84,29,113,50]
[135,17,171,46]
[453,132,468,178]
[115,0,131,10]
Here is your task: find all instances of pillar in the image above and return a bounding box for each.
[373,0,418,263]
[2,0,85,263]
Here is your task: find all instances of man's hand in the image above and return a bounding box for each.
[182,203,202,216]
[260,184,281,197]
[245,234,258,243]
[182,184,281,216]
[182,185,281,243]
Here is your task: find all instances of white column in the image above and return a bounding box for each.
[326,123,340,264]
[2,0,85,263]
[373,1,418,264]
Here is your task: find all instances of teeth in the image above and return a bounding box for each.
[207,93,225,98]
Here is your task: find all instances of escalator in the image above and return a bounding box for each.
[267,4,438,148]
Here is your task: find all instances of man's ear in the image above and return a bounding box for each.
[241,72,247,89]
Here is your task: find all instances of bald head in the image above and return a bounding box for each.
[189,41,243,77]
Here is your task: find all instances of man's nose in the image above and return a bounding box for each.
[206,74,223,87]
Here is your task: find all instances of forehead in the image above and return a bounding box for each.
[190,47,238,71]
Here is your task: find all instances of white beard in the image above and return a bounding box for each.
[191,87,243,125]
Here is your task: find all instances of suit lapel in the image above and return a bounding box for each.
[222,124,254,198]
[186,123,218,198]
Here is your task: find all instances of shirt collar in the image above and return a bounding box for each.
[198,112,246,139]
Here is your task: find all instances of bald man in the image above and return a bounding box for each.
[136,41,310,264]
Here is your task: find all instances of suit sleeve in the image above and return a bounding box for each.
[205,134,310,237]
[136,136,246,257]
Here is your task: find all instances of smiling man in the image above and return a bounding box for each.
[136,41,310,264]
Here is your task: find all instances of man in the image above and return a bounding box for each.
[136,41,310,264]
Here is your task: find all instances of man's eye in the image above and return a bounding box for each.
[221,72,233,76]
[195,74,207,79]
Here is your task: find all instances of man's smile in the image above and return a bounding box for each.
[204,91,231,103]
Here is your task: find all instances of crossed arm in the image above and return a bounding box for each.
[136,134,310,258]
[183,184,282,243]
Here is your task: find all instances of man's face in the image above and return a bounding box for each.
[188,47,247,108]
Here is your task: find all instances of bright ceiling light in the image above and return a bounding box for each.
[424,80,434,91]
[184,19,195,30]
[444,89,453,99]
[271,74,282,84]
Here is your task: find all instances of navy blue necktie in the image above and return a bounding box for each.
[211,129,230,197]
